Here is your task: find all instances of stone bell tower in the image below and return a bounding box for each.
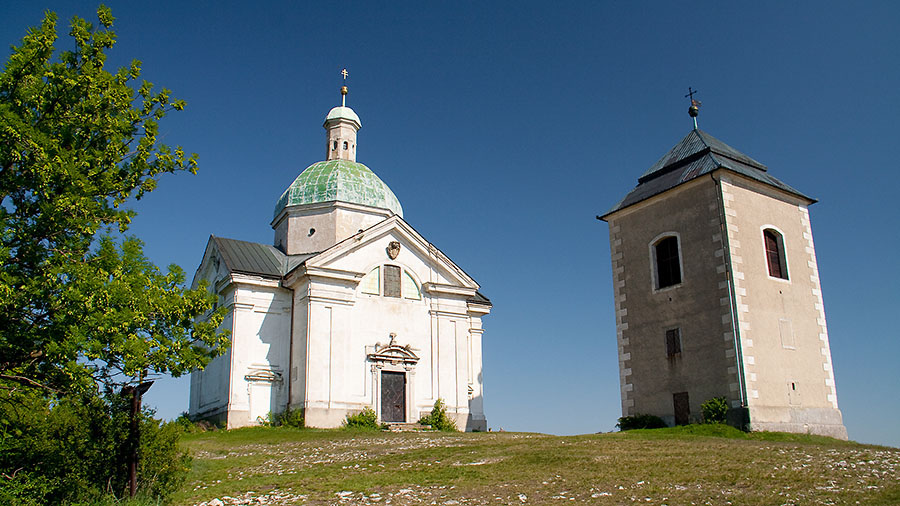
[599,98,846,439]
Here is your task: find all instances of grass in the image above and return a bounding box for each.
[173,424,900,505]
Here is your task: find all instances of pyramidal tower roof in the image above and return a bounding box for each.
[603,129,813,217]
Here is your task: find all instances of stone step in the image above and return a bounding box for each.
[386,422,431,432]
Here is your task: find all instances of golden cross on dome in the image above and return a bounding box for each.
[340,68,350,106]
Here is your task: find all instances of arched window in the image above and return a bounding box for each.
[402,271,421,300]
[764,229,788,279]
[654,235,682,289]
[359,265,421,300]
[343,141,349,150]
[360,267,380,295]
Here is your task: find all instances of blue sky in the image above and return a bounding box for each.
[3,1,898,447]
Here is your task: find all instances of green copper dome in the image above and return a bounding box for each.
[274,160,403,218]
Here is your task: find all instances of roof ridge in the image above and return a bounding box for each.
[696,129,767,171]
[638,145,711,184]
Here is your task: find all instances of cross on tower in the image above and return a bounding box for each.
[685,87,701,129]
[685,87,699,105]
[340,69,349,106]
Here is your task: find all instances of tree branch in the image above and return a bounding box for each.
[0,374,61,393]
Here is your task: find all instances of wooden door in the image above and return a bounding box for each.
[381,371,406,422]
[673,392,690,425]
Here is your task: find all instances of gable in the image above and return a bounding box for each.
[303,216,480,290]
[192,236,226,291]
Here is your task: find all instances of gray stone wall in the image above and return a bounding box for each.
[609,178,740,424]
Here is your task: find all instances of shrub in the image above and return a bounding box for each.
[137,418,192,499]
[174,411,202,433]
[0,390,190,504]
[701,397,729,424]
[275,407,305,428]
[418,398,458,431]
[344,407,381,429]
[616,413,667,431]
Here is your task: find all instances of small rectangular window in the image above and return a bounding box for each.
[666,328,682,357]
[384,265,401,298]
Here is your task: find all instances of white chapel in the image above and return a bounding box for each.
[188,86,491,430]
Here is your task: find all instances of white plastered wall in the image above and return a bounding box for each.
[289,217,488,430]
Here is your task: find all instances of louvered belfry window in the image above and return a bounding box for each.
[655,236,682,289]
[384,265,401,298]
[764,229,788,279]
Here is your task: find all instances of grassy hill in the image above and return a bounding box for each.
[174,425,899,505]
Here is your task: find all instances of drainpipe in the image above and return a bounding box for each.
[711,173,748,411]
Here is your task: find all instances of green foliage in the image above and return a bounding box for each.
[418,398,458,431]
[0,6,229,504]
[260,408,305,428]
[0,5,229,396]
[344,407,381,430]
[701,396,729,424]
[173,412,200,433]
[616,413,667,431]
[0,390,190,504]
[275,407,305,429]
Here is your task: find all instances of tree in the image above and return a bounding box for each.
[0,5,229,395]
[0,6,230,502]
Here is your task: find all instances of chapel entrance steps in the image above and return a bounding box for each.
[386,422,431,432]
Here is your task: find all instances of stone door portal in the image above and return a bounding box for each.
[381,371,406,422]
[673,392,690,425]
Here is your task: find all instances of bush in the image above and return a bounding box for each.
[0,390,190,504]
[701,397,729,424]
[136,418,192,499]
[344,407,381,429]
[173,411,202,433]
[263,407,305,429]
[275,407,305,428]
[616,413,667,431]
[418,398,458,431]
